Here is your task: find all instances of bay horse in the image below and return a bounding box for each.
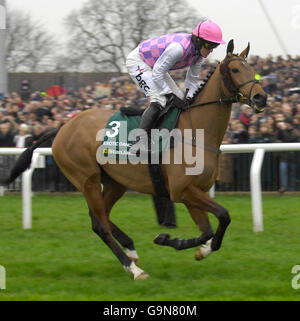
[2,40,267,280]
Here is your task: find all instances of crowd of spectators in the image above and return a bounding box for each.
[0,54,300,192]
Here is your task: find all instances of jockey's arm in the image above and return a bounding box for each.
[185,61,203,99]
[152,43,184,96]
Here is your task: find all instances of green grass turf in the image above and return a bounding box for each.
[0,193,300,301]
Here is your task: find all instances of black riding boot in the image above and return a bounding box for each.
[130,102,162,154]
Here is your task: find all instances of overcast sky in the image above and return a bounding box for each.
[7,0,300,61]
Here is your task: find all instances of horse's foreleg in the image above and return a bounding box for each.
[186,206,214,239]
[153,207,213,251]
[153,199,214,252]
[181,184,231,253]
[185,206,215,260]
[84,174,148,280]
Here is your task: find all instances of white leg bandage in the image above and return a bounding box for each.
[200,238,212,258]
[123,262,145,280]
[125,249,139,262]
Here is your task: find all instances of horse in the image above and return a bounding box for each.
[2,40,267,280]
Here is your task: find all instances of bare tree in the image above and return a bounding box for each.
[6,9,58,72]
[64,0,204,72]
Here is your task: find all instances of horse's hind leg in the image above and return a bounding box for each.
[94,175,139,263]
[110,222,139,264]
[88,209,139,263]
[85,173,147,279]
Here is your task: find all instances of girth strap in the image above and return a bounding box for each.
[181,136,221,156]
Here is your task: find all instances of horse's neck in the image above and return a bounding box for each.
[181,67,232,148]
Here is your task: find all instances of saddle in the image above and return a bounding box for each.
[102,95,187,199]
[126,96,186,199]
[120,94,186,128]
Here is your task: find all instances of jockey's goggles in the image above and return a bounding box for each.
[203,41,219,50]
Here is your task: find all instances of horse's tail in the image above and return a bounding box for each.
[0,128,59,186]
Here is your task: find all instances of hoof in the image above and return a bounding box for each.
[195,239,212,261]
[195,248,205,260]
[124,262,148,280]
[154,233,170,245]
[134,272,150,280]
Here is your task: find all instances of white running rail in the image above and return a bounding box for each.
[1,143,300,231]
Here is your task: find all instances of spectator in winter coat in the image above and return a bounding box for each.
[275,120,300,192]
[0,121,15,147]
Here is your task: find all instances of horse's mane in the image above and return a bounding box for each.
[190,65,217,102]
[191,53,240,102]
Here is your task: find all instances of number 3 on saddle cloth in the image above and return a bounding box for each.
[100,95,185,161]
[99,96,186,199]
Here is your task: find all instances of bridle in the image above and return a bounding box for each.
[180,56,263,155]
[184,56,262,113]
[227,57,260,110]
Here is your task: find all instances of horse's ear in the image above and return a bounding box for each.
[240,42,250,59]
[226,39,234,56]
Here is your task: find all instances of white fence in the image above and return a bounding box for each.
[1,143,300,232]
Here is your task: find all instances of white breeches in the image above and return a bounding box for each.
[126,47,184,108]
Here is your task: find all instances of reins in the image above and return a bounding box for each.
[182,96,238,110]
[179,56,259,155]
[185,57,258,110]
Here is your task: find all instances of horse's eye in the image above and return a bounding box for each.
[232,68,239,73]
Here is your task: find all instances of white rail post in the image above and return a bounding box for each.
[22,152,45,229]
[1,144,300,232]
[22,170,32,230]
[250,148,265,232]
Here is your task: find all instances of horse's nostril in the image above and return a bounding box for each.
[253,94,263,100]
[253,94,267,107]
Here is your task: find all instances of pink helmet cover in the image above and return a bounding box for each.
[193,20,226,44]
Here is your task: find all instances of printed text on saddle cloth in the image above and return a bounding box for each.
[96,121,205,175]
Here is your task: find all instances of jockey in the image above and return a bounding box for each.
[126,20,226,153]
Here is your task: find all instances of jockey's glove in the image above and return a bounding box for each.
[165,93,175,106]
[186,96,194,105]
[165,93,174,101]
